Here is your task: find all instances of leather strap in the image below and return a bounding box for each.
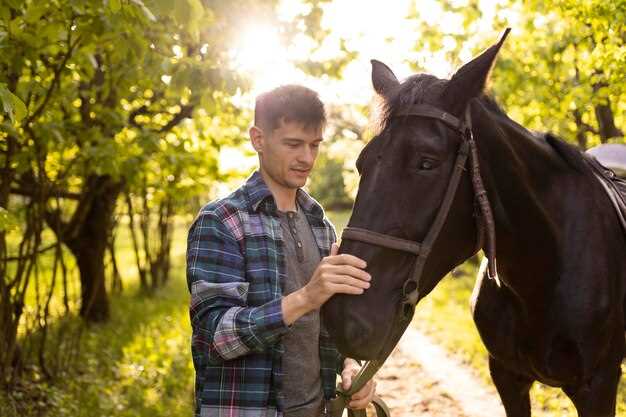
[341,227,421,255]
[328,393,391,417]
[395,104,465,133]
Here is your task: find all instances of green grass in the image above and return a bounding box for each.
[1,270,194,417]
[1,216,195,417]
[2,210,623,417]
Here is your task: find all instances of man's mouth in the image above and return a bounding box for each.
[291,168,311,176]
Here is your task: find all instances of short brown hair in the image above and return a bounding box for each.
[254,85,326,133]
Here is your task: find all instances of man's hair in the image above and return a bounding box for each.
[254,85,326,133]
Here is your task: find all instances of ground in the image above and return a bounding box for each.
[373,347,469,417]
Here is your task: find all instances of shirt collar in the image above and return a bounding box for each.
[245,170,325,220]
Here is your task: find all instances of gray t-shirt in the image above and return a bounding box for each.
[277,205,324,417]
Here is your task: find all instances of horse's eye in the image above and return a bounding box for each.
[419,159,434,170]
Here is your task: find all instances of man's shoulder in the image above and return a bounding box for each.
[200,186,248,219]
[190,186,249,241]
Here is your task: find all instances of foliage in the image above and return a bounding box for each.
[0,0,274,386]
[0,253,193,417]
[406,0,624,148]
[308,150,352,210]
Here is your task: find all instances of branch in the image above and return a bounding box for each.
[24,18,82,126]
[128,105,153,128]
[4,242,58,262]
[10,186,81,200]
[159,104,194,133]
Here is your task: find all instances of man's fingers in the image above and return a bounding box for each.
[350,384,372,400]
[326,275,370,290]
[325,253,367,269]
[349,381,376,408]
[332,265,371,281]
[341,368,355,390]
[330,242,339,256]
[330,283,366,295]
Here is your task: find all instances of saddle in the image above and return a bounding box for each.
[583,153,626,237]
[545,134,626,237]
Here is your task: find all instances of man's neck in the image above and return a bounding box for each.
[259,169,298,212]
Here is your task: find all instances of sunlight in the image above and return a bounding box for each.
[229,0,519,108]
[229,24,307,96]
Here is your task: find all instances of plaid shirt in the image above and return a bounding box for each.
[187,170,343,417]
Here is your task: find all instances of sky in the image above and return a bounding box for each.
[229,0,514,107]
[218,0,514,179]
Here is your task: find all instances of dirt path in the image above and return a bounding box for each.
[370,328,504,417]
[373,346,469,416]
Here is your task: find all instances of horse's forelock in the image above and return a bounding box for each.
[376,74,448,131]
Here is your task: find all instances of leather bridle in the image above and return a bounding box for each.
[330,103,499,416]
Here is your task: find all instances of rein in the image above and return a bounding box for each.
[329,103,498,417]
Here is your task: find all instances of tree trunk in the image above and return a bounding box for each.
[573,109,588,150]
[63,175,123,322]
[592,79,623,142]
[594,101,623,142]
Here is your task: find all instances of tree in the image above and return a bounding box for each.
[0,0,269,385]
[406,0,624,148]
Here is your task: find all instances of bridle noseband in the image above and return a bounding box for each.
[332,103,499,405]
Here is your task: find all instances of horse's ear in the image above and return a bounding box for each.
[444,28,511,114]
[371,59,400,100]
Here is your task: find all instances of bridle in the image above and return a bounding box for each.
[330,102,499,415]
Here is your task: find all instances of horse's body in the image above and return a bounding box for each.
[466,109,626,415]
[322,33,626,416]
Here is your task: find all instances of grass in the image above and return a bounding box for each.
[2,209,623,417]
[1,216,195,417]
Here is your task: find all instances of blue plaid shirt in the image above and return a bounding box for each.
[187,171,343,417]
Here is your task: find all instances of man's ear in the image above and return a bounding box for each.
[371,59,400,100]
[443,28,511,115]
[249,126,264,153]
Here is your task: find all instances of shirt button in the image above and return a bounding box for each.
[297,242,302,248]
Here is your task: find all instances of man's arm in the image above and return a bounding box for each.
[187,210,290,362]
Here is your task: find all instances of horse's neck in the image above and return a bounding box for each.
[473,105,568,291]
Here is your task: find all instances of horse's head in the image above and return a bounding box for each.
[322,31,509,360]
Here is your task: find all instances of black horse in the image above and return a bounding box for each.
[322,32,626,416]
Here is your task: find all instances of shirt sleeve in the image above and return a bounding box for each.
[187,210,290,362]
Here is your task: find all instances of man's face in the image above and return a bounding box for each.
[253,119,324,189]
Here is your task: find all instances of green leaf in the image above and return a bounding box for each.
[109,0,121,13]
[0,6,10,23]
[24,2,46,24]
[0,83,27,123]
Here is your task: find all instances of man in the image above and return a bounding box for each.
[187,85,376,417]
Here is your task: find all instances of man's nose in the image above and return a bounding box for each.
[297,147,315,166]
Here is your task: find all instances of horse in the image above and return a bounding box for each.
[322,30,626,417]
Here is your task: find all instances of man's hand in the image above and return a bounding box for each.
[302,242,371,308]
[341,358,376,409]
[282,243,370,325]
